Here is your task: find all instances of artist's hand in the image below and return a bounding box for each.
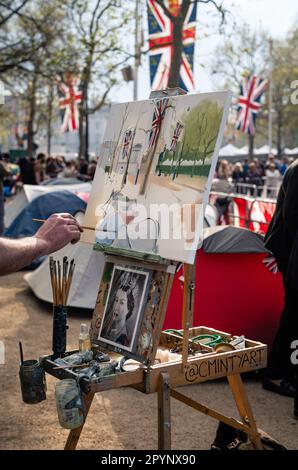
[34,213,82,255]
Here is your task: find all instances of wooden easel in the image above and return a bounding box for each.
[62,260,263,451]
[42,87,267,450]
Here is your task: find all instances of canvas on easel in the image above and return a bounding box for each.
[82,90,232,264]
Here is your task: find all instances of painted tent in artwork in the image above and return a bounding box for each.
[82,91,232,263]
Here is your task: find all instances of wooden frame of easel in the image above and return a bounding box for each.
[61,260,264,451]
[41,87,267,450]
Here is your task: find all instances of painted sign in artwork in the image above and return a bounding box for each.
[82,91,232,263]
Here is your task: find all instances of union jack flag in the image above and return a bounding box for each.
[57,74,82,132]
[147,0,197,92]
[235,74,268,136]
[170,121,184,152]
[148,98,169,149]
[122,128,135,159]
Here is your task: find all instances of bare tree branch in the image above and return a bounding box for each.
[0,0,29,27]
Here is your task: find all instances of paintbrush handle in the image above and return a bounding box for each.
[32,218,94,231]
[32,218,115,232]
[54,363,90,370]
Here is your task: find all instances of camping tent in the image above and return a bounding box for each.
[5,191,86,239]
[25,225,284,347]
[163,226,284,348]
[4,182,91,228]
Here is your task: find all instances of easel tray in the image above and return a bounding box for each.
[41,326,267,394]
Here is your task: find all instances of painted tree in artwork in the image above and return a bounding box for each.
[181,101,222,175]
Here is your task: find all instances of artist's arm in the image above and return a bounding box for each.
[0,213,81,276]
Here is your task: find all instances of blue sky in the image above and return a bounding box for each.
[111,0,298,102]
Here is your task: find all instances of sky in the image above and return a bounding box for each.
[110,0,298,103]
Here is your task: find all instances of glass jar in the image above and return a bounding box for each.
[55,379,85,429]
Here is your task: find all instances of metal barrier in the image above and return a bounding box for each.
[210,191,277,234]
[212,178,281,200]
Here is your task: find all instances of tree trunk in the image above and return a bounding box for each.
[27,73,37,158]
[78,89,85,158]
[47,83,53,156]
[276,111,283,157]
[248,134,254,161]
[78,81,89,159]
[168,15,184,88]
[85,84,89,161]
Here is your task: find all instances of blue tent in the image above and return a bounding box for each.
[5,190,86,239]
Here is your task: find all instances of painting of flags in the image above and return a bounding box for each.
[148,98,169,148]
[57,73,82,133]
[235,74,268,136]
[122,128,135,159]
[147,0,197,92]
[82,90,232,264]
[170,121,184,151]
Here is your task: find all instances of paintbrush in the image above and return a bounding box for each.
[53,363,91,370]
[32,218,116,232]
[65,259,75,304]
[62,256,68,306]
[19,341,24,365]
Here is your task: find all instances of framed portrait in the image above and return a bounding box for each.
[98,265,151,353]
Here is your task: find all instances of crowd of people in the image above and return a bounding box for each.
[215,154,293,198]
[0,152,98,195]
[0,152,98,236]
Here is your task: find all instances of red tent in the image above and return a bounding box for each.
[163,226,284,348]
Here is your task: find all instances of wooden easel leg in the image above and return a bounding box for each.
[158,372,171,450]
[64,392,95,450]
[227,374,263,449]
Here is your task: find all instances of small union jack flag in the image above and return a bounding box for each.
[170,121,184,152]
[262,254,279,274]
[122,129,135,159]
[148,98,169,149]
[147,0,197,92]
[57,74,82,132]
[235,74,268,136]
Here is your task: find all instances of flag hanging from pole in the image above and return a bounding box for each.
[170,121,184,151]
[147,0,197,92]
[57,72,82,133]
[235,74,268,136]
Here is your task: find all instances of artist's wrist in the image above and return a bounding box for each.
[32,235,51,257]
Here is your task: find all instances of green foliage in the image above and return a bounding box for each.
[159,164,211,177]
[181,100,223,163]
[211,22,298,152]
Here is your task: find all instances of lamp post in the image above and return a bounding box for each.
[268,38,273,154]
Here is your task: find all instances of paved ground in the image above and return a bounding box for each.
[0,272,297,450]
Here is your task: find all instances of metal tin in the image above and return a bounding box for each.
[214,342,236,353]
[19,359,47,404]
